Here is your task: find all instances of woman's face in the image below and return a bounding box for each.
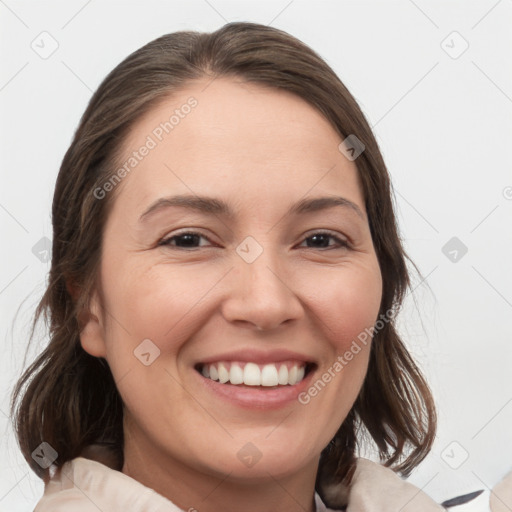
[81,77,382,483]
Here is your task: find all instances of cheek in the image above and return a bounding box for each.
[98,262,213,428]
[101,258,226,358]
[291,262,382,439]
[304,261,383,352]
[97,262,244,467]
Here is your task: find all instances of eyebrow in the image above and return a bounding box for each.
[139,194,365,222]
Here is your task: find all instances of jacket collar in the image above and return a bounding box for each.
[326,458,445,511]
[37,455,445,512]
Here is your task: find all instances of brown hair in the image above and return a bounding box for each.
[10,21,436,506]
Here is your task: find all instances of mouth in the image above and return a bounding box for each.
[194,360,315,388]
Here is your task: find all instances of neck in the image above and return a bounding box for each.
[121,425,320,512]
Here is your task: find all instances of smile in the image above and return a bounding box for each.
[197,361,312,387]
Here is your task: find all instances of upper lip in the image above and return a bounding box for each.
[196,349,317,366]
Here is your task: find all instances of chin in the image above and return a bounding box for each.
[195,435,317,481]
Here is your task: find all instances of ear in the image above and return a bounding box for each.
[77,287,108,359]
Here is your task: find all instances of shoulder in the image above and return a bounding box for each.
[318,457,510,512]
[34,456,182,512]
[317,457,444,510]
[489,468,512,512]
[349,458,446,511]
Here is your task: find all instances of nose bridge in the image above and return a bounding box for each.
[243,254,284,296]
[222,237,302,330]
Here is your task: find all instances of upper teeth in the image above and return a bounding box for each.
[201,361,306,386]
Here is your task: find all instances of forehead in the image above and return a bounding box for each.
[111,77,364,216]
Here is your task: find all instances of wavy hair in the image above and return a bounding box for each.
[10,21,436,508]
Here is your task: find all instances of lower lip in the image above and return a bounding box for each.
[195,367,315,410]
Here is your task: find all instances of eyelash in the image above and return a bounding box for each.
[158,230,350,251]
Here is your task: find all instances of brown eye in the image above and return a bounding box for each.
[300,232,349,249]
[159,232,212,249]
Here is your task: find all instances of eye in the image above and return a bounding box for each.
[298,231,349,250]
[158,230,349,251]
[159,231,214,249]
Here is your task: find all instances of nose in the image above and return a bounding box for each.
[221,249,304,331]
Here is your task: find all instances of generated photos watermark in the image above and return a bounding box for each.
[93,96,198,200]
[297,307,395,405]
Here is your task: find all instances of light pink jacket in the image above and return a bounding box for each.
[34,455,511,512]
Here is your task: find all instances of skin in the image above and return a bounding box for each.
[80,77,383,512]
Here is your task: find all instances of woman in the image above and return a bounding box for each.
[11,21,501,512]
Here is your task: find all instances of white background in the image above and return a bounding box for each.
[1,1,511,510]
